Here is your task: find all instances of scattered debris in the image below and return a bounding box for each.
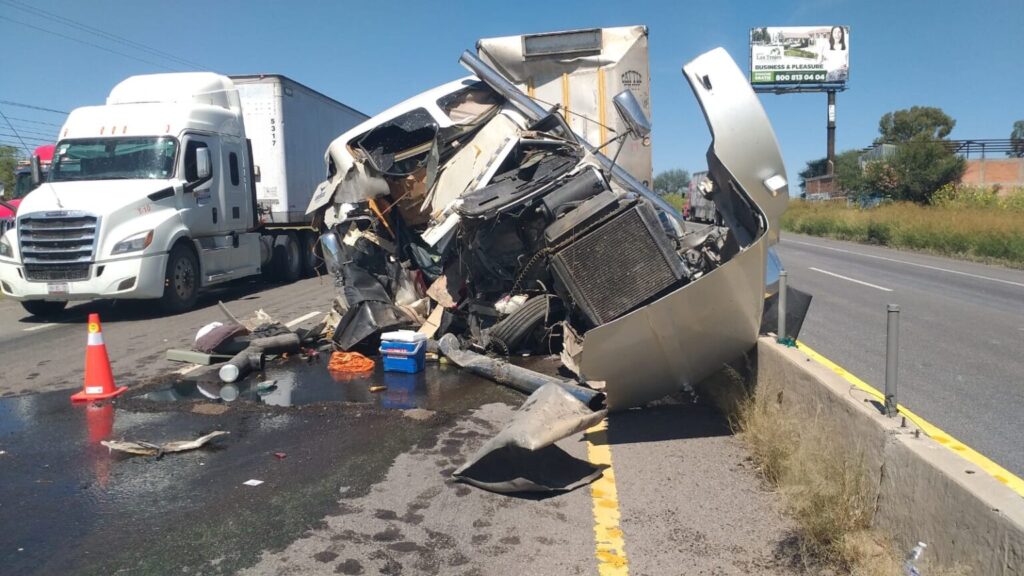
[219,333,302,383]
[273,452,287,460]
[191,404,230,416]
[243,479,264,487]
[166,349,234,365]
[327,351,375,375]
[101,431,229,457]
[369,385,387,393]
[402,408,435,421]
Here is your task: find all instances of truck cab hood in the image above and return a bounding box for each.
[16,179,177,218]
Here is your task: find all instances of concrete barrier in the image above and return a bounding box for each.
[754,336,1024,575]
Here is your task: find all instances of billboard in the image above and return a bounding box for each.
[750,26,849,87]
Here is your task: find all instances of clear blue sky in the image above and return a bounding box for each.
[2,0,1022,188]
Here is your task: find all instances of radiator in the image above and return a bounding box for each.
[549,201,685,327]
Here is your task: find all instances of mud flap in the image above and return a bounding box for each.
[453,384,608,493]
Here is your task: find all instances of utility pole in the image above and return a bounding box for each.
[826,89,836,175]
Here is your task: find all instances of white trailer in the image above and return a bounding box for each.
[0,73,367,316]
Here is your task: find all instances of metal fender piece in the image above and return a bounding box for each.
[581,47,788,410]
[453,383,608,493]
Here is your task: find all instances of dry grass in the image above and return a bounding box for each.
[697,368,971,575]
[782,196,1024,268]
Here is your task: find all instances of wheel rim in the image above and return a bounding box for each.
[173,256,195,299]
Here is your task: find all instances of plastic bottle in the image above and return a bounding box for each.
[903,541,927,576]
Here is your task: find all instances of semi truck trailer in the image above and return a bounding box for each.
[0,73,367,317]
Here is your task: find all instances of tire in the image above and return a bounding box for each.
[272,232,302,283]
[299,231,322,278]
[160,243,199,313]
[21,300,67,318]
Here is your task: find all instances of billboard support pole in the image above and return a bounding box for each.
[827,90,836,175]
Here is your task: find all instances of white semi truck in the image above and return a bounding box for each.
[0,73,367,317]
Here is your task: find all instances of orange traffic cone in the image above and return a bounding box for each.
[71,313,127,402]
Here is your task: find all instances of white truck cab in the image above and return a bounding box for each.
[0,72,365,317]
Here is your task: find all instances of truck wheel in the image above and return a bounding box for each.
[300,231,322,278]
[272,232,302,283]
[160,243,199,313]
[21,300,67,318]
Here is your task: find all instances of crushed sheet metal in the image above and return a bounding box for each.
[453,383,608,493]
[580,47,788,410]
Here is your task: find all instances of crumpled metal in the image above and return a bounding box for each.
[453,384,607,493]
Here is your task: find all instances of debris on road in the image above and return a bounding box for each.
[219,333,302,383]
[327,351,375,375]
[242,479,264,487]
[101,430,229,457]
[453,383,607,493]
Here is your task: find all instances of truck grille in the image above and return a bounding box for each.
[17,211,98,279]
[24,263,91,281]
[0,218,12,236]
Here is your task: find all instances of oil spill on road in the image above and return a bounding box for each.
[136,357,499,412]
[0,360,520,575]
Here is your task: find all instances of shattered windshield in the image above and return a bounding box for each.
[355,108,438,177]
[50,137,178,182]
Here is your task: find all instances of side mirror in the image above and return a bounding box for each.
[612,90,652,140]
[30,155,42,186]
[195,147,211,180]
[319,231,343,276]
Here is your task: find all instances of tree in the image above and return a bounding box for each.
[1009,120,1024,158]
[864,136,965,203]
[0,146,19,200]
[874,106,956,144]
[653,169,690,196]
[833,149,868,197]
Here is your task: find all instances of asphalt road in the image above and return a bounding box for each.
[775,233,1024,477]
[0,277,801,575]
[0,276,337,397]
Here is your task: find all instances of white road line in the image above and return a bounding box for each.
[787,239,1024,289]
[23,323,57,332]
[285,310,321,328]
[809,267,893,292]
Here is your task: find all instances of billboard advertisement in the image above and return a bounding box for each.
[750,26,849,87]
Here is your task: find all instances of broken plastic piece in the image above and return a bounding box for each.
[101,431,229,457]
[453,384,607,493]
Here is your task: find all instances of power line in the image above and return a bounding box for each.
[1,125,57,139]
[5,116,62,128]
[0,0,205,70]
[0,108,34,154]
[0,100,68,115]
[0,15,178,72]
[0,133,52,144]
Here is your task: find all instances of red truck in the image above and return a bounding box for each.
[1,145,53,233]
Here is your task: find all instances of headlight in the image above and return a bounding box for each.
[0,235,12,258]
[112,230,154,255]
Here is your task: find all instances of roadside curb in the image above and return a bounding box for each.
[756,337,1024,575]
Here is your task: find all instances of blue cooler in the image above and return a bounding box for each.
[380,331,427,374]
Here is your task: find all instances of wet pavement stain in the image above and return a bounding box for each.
[0,358,520,576]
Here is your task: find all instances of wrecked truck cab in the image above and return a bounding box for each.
[309,29,787,414]
[306,77,515,225]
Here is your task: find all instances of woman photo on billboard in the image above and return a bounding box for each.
[824,26,848,82]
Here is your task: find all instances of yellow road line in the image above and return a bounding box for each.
[586,419,629,575]
[797,340,1024,497]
